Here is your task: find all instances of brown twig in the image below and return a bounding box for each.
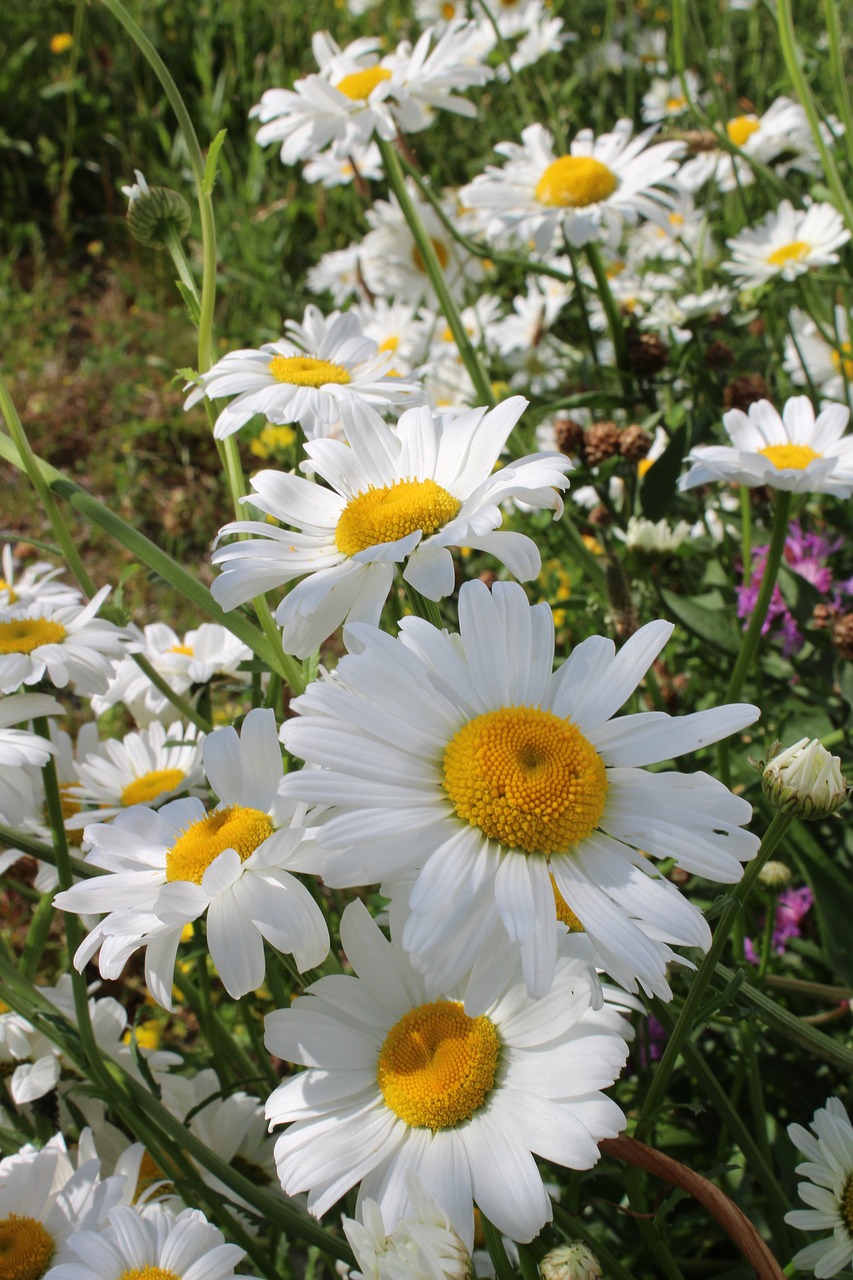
[600,1134,785,1280]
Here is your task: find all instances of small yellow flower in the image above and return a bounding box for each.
[250,422,297,460]
[50,32,74,53]
[123,1019,163,1051]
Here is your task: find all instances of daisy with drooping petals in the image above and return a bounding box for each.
[211,397,571,659]
[43,1203,257,1280]
[281,581,760,1000]
[459,121,684,253]
[0,586,130,696]
[0,546,82,611]
[53,708,329,1008]
[343,1172,472,1280]
[0,692,63,824]
[265,900,628,1249]
[724,200,850,288]
[785,1097,853,1277]
[678,396,853,496]
[65,720,206,828]
[784,307,853,406]
[185,305,422,441]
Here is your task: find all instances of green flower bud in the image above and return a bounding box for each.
[761,738,849,820]
[758,859,792,889]
[122,169,191,248]
[539,1243,602,1280]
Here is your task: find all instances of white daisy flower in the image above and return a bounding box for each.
[678,396,853,496]
[724,200,850,288]
[265,899,628,1248]
[785,1097,853,1277]
[0,1135,125,1280]
[460,121,684,253]
[641,72,702,124]
[43,1203,255,1280]
[344,1173,472,1280]
[359,185,486,307]
[65,720,206,828]
[490,275,572,359]
[211,397,571,659]
[307,244,363,306]
[251,23,490,165]
[281,580,760,1000]
[0,586,130,697]
[53,708,329,1008]
[353,299,426,375]
[303,141,383,188]
[90,622,251,726]
[784,307,853,405]
[0,546,82,611]
[0,692,63,825]
[495,2,574,81]
[185,304,421,441]
[0,1006,61,1106]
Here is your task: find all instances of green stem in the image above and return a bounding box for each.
[551,1206,636,1280]
[0,822,98,880]
[585,243,630,383]
[823,0,853,170]
[776,0,853,237]
[636,809,793,1140]
[19,892,56,983]
[56,0,86,243]
[716,963,853,1072]
[377,137,495,408]
[740,486,752,588]
[480,1215,516,1280]
[403,582,444,628]
[131,653,213,732]
[476,0,537,127]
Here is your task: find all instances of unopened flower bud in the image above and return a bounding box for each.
[761,738,848,820]
[123,169,192,248]
[758,859,792,889]
[539,1243,602,1280]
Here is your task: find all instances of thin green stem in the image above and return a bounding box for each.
[131,653,213,732]
[740,487,752,588]
[636,809,793,1140]
[404,583,444,628]
[585,244,630,383]
[56,0,86,243]
[480,1215,516,1280]
[19,892,56,983]
[476,0,537,127]
[0,822,98,880]
[377,137,495,408]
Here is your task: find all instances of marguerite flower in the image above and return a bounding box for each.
[184,304,421,440]
[65,720,206,828]
[678,396,853,496]
[343,1173,472,1280]
[784,307,853,405]
[785,1097,853,1277]
[53,709,329,1008]
[43,1204,256,1280]
[211,397,571,659]
[281,580,760,999]
[265,900,628,1248]
[460,121,684,253]
[0,546,82,611]
[0,692,63,825]
[724,200,850,287]
[0,587,130,696]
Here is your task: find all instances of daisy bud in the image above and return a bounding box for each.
[758,859,792,889]
[539,1242,602,1280]
[123,169,191,248]
[761,737,849,820]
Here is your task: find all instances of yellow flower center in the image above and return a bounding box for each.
[378,335,400,353]
[535,156,619,208]
[668,212,685,228]
[411,237,451,274]
[726,115,760,147]
[766,240,811,268]
[551,875,585,931]
[58,783,81,824]
[842,1175,853,1233]
[665,96,686,112]
[0,1215,55,1280]
[117,1269,180,1280]
[377,1000,500,1130]
[133,1152,175,1203]
[168,644,194,656]
[122,768,187,809]
[831,343,853,380]
[334,478,461,556]
[0,618,66,656]
[441,1,456,15]
[0,581,18,604]
[268,356,351,388]
[334,65,392,101]
[758,443,822,471]
[443,706,608,855]
[638,457,655,478]
[165,805,274,884]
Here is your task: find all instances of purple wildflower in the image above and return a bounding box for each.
[745,884,814,965]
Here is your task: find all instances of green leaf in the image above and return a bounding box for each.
[640,422,686,521]
[659,588,740,654]
[203,129,228,195]
[787,820,853,986]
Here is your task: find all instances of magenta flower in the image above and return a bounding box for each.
[745,884,814,965]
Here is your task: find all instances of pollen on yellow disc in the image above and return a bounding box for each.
[831,343,853,380]
[378,334,400,352]
[535,156,619,208]
[165,805,274,884]
[335,478,461,556]
[268,355,351,388]
[766,240,811,268]
[726,115,760,147]
[168,643,194,656]
[0,1214,55,1280]
[334,65,392,101]
[443,706,608,855]
[411,237,451,274]
[665,96,686,111]
[133,1152,176,1205]
[377,1000,500,1130]
[759,443,822,471]
[0,580,18,603]
[122,767,186,809]
[551,875,585,932]
[0,618,66,656]
[117,1267,180,1280]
